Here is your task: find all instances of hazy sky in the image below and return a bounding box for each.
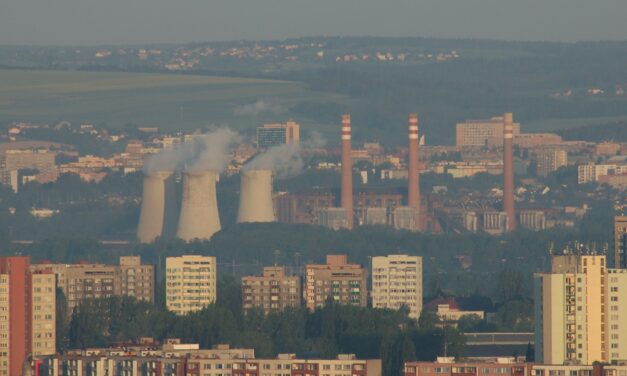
[2,0,627,45]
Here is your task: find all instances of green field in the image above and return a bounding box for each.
[0,69,346,135]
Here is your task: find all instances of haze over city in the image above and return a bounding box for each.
[1,1,627,375]
[3,0,627,45]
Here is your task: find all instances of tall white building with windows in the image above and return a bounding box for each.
[166,255,217,315]
[371,255,422,319]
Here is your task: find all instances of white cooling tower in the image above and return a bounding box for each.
[137,171,175,243]
[176,170,221,241]
[237,169,276,223]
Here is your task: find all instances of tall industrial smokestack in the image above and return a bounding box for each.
[137,170,176,243]
[237,169,276,223]
[341,114,354,229]
[176,170,221,241]
[407,113,421,231]
[503,112,516,231]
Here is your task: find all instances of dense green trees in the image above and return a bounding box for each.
[64,293,464,376]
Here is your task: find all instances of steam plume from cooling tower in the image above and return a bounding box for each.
[243,143,303,179]
[143,127,240,173]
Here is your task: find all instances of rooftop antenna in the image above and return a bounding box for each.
[273,249,280,267]
[548,241,555,255]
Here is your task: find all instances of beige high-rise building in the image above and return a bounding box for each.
[241,266,301,313]
[305,255,367,310]
[371,255,422,319]
[166,255,217,315]
[31,256,155,312]
[536,149,568,177]
[535,254,627,364]
[615,216,627,269]
[31,272,56,358]
[455,116,520,147]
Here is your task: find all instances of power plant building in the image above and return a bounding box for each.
[31,256,155,312]
[274,189,335,224]
[463,210,508,235]
[256,120,300,149]
[363,207,388,226]
[0,256,56,376]
[518,210,546,231]
[393,207,419,231]
[166,255,217,315]
[241,266,301,313]
[371,255,423,319]
[534,254,627,364]
[315,207,350,230]
[305,255,367,310]
[237,170,276,223]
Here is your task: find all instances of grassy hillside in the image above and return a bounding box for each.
[0,69,347,137]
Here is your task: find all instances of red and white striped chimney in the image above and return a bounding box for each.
[503,112,516,231]
[341,114,354,229]
[407,113,421,230]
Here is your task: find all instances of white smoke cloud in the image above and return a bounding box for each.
[143,127,240,173]
[243,143,304,179]
[233,99,286,117]
[303,130,327,149]
[188,128,241,172]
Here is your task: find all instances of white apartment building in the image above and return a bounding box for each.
[371,255,422,319]
[166,255,217,315]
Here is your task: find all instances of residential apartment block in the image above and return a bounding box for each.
[0,256,56,376]
[371,255,422,319]
[404,358,528,376]
[534,254,627,364]
[241,266,301,313]
[305,255,367,310]
[31,342,381,376]
[578,162,627,184]
[31,256,155,312]
[166,255,217,315]
[535,149,567,177]
[404,360,627,376]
